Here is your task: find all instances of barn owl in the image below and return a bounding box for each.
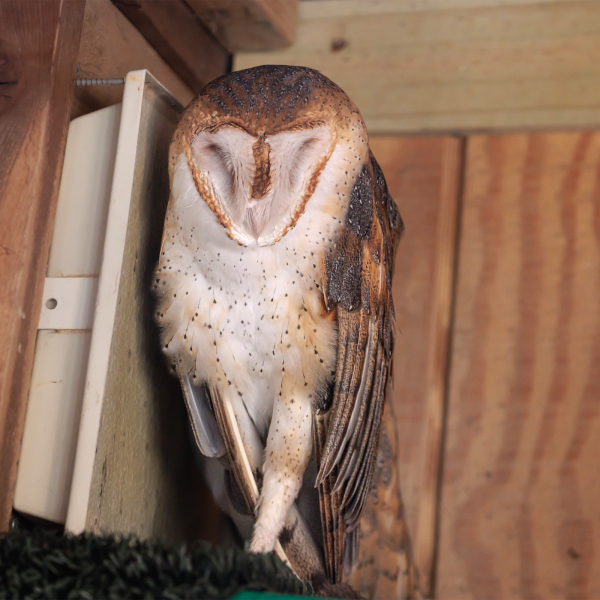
[153,65,403,585]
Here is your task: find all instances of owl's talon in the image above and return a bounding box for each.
[249,527,275,554]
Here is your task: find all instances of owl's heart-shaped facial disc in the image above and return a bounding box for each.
[190,124,331,244]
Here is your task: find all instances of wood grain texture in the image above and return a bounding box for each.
[0,0,85,532]
[369,137,462,596]
[437,131,600,599]
[85,79,225,545]
[111,0,228,92]
[187,0,298,52]
[73,0,194,119]
[235,0,600,134]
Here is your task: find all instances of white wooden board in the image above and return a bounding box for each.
[14,104,121,523]
[66,71,217,545]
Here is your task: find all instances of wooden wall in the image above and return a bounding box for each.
[370,131,600,599]
[437,131,600,599]
[371,137,462,595]
[237,3,600,596]
[0,0,85,533]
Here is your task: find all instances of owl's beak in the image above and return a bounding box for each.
[245,198,270,240]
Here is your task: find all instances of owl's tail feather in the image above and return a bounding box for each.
[347,397,423,600]
[314,406,361,587]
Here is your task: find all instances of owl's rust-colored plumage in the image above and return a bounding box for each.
[314,147,403,583]
[168,65,347,246]
[154,66,419,597]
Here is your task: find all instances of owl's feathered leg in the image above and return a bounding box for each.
[250,372,313,553]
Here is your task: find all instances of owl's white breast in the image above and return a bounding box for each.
[155,149,356,437]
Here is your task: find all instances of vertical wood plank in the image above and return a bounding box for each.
[438,131,600,599]
[81,77,223,545]
[0,0,85,531]
[369,136,462,596]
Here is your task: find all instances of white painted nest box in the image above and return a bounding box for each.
[14,71,205,543]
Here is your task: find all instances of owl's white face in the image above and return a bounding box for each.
[190,125,332,246]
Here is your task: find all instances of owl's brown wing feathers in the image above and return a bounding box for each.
[317,152,403,583]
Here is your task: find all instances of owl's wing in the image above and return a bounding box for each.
[316,152,403,583]
[178,373,225,458]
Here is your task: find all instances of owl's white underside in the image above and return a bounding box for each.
[157,136,366,550]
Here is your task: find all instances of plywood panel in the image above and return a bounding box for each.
[368,136,462,595]
[235,0,600,134]
[0,0,84,532]
[66,73,224,546]
[438,131,600,599]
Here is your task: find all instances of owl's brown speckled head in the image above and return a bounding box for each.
[170,66,368,246]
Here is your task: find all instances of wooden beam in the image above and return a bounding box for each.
[366,137,462,596]
[0,0,85,532]
[111,0,229,92]
[187,0,298,53]
[438,131,600,599]
[73,0,196,119]
[235,0,600,134]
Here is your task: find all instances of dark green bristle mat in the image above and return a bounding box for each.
[0,528,313,599]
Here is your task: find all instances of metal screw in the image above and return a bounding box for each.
[75,78,125,86]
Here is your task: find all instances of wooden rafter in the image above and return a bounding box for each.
[74,0,200,119]
[187,0,298,53]
[111,0,229,94]
[0,0,86,532]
